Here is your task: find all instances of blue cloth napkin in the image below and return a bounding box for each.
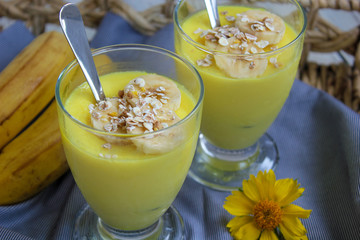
[0,14,360,240]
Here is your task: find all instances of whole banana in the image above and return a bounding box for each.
[0,31,74,149]
[0,101,68,205]
[0,31,74,205]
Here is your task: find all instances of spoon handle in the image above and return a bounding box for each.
[204,0,220,29]
[59,3,106,102]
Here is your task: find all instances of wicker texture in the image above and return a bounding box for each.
[0,0,359,113]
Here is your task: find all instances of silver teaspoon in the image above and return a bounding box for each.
[204,0,220,29]
[59,3,106,102]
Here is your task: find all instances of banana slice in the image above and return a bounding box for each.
[89,98,125,133]
[235,10,285,45]
[204,34,268,78]
[89,74,183,154]
[89,97,130,145]
[128,108,183,154]
[124,74,181,111]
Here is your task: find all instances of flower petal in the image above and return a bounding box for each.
[274,179,304,206]
[227,216,254,237]
[256,170,276,200]
[233,221,261,240]
[245,170,276,201]
[260,229,279,240]
[279,215,307,238]
[243,174,261,202]
[224,190,255,216]
[255,171,267,200]
[282,204,312,219]
[264,170,276,200]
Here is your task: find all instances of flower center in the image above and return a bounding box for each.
[253,200,282,230]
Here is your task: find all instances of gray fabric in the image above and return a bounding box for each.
[0,13,359,239]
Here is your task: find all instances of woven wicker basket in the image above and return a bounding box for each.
[0,0,359,113]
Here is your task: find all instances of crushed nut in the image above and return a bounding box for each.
[220,11,228,15]
[225,16,236,22]
[249,61,255,69]
[219,37,229,46]
[102,143,112,149]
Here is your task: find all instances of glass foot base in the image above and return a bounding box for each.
[189,133,279,191]
[73,204,185,240]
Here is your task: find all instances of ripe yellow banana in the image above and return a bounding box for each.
[0,101,67,205]
[0,30,114,205]
[0,31,75,205]
[0,31,74,149]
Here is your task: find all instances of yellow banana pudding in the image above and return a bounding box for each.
[175,6,302,149]
[61,71,198,230]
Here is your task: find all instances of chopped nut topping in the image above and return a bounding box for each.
[264,17,275,31]
[219,37,229,46]
[134,77,145,87]
[249,61,255,69]
[192,10,282,77]
[269,57,277,64]
[194,28,203,34]
[220,11,228,15]
[89,77,178,138]
[250,47,258,53]
[196,54,213,67]
[91,111,101,120]
[143,122,153,132]
[102,143,112,149]
[156,86,165,92]
[225,16,236,22]
[255,40,269,49]
[270,57,280,68]
[241,16,249,23]
[99,153,117,159]
[118,90,124,98]
[245,33,257,41]
[251,23,265,32]
[132,106,141,116]
[98,100,112,111]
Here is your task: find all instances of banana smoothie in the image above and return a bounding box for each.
[61,71,198,230]
[175,6,301,149]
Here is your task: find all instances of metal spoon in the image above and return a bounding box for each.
[204,0,220,29]
[59,3,106,102]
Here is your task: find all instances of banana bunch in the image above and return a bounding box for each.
[0,31,74,205]
[199,10,285,78]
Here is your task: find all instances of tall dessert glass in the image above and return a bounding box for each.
[55,44,203,239]
[174,0,306,190]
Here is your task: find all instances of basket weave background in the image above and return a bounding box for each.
[0,0,359,113]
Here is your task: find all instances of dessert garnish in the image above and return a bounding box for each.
[89,74,183,154]
[194,10,285,78]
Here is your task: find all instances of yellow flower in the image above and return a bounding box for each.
[223,170,312,240]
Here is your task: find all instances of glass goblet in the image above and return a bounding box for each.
[55,44,204,239]
[174,0,306,191]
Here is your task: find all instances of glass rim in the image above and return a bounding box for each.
[55,44,204,138]
[173,0,307,57]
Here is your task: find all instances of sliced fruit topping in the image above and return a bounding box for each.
[89,74,183,154]
[194,9,285,78]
